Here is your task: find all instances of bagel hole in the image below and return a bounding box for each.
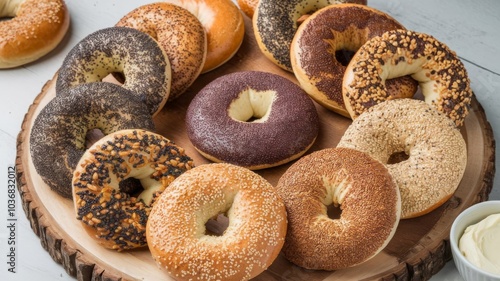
[326,204,342,220]
[335,49,356,66]
[228,89,276,123]
[388,151,410,164]
[118,178,143,195]
[85,128,105,148]
[205,213,229,236]
[102,72,125,85]
[0,16,14,22]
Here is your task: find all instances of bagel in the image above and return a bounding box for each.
[0,0,70,68]
[291,4,418,117]
[73,129,194,251]
[185,71,319,170]
[343,29,473,126]
[338,99,467,218]
[56,26,171,116]
[237,0,258,18]
[147,163,287,281]
[253,0,367,71]
[276,147,401,270]
[116,3,207,100]
[164,0,244,73]
[30,82,155,199]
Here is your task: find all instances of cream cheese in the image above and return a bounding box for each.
[459,213,500,275]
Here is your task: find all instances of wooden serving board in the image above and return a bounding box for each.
[15,15,495,281]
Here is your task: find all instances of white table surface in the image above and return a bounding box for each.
[1,0,498,280]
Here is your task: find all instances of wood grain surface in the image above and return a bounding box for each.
[16,12,495,281]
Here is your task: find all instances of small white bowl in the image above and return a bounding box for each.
[450,200,500,281]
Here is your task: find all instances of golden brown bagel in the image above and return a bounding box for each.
[0,0,70,68]
[147,163,287,281]
[237,0,258,18]
[164,0,244,73]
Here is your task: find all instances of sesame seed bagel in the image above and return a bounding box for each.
[147,163,287,281]
[73,129,194,251]
[253,0,367,72]
[164,0,244,73]
[343,29,473,126]
[55,26,171,116]
[0,0,69,69]
[338,99,467,219]
[275,147,401,270]
[116,3,207,100]
[291,4,418,117]
[30,82,156,199]
[185,71,320,170]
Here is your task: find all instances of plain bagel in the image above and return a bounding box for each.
[237,0,258,18]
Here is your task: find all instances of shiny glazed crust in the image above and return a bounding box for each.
[237,0,258,18]
[0,0,70,68]
[147,163,287,281]
[116,3,207,100]
[291,4,418,117]
[164,0,245,73]
[276,147,401,270]
[253,0,367,72]
[72,129,194,251]
[338,99,467,218]
[30,83,155,199]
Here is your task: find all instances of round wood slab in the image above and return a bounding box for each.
[16,15,495,281]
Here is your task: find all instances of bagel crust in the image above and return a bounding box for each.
[338,99,467,218]
[147,163,287,281]
[56,27,171,116]
[253,0,367,71]
[0,0,70,68]
[73,129,194,251]
[164,0,245,73]
[116,3,207,100]
[185,71,319,170]
[343,29,472,126]
[291,4,418,117]
[276,147,401,270]
[237,0,258,18]
[30,83,156,199]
